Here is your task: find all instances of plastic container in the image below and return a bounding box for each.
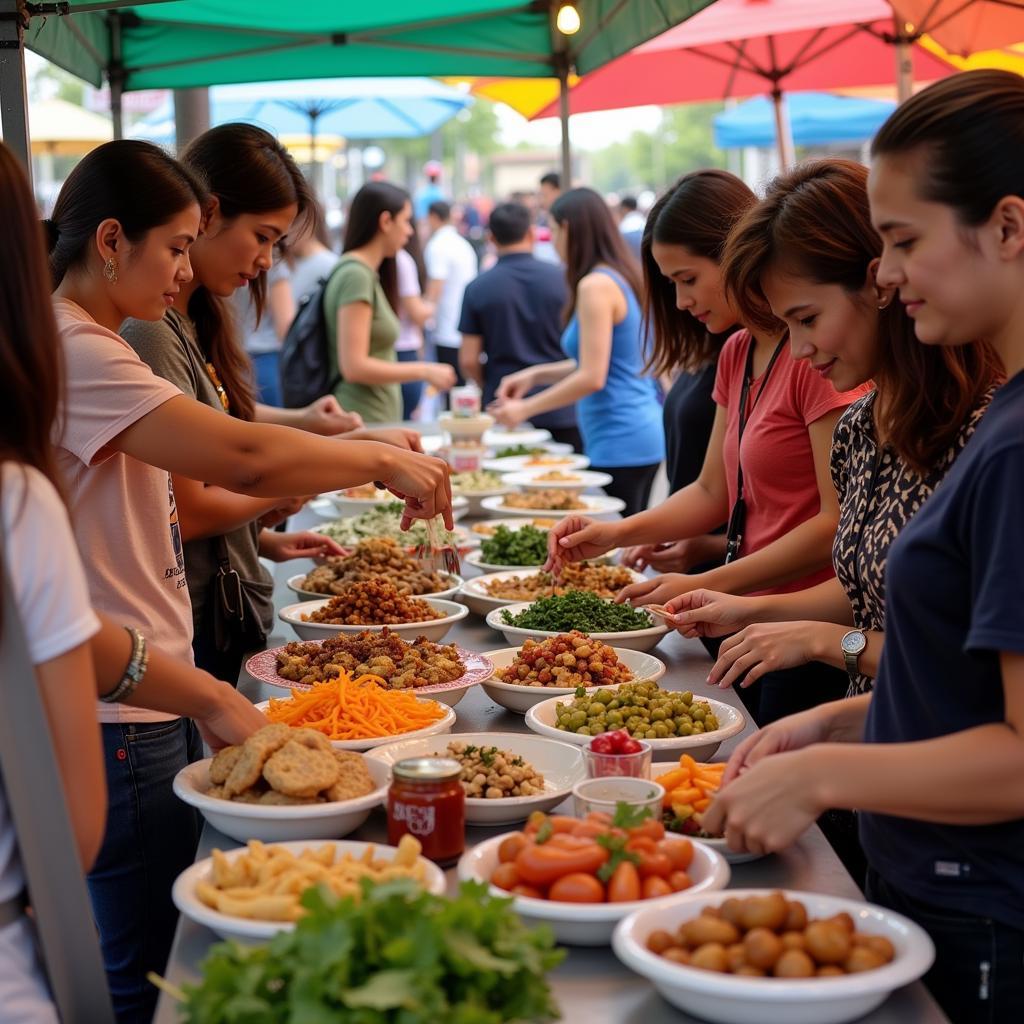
[448,444,488,473]
[572,776,665,820]
[450,382,482,417]
[583,740,653,779]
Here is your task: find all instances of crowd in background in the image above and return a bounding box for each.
[1,68,1024,1024]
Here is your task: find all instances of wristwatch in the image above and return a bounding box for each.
[841,629,867,683]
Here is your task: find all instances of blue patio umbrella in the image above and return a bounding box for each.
[131,76,473,147]
[713,92,897,149]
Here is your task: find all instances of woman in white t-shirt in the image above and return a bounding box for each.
[46,140,454,1022]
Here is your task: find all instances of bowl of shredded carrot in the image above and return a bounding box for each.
[255,671,457,751]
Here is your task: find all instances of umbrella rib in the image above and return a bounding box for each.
[352,34,551,63]
[380,99,436,135]
[570,0,630,60]
[779,23,868,77]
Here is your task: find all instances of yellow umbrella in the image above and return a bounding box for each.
[444,77,567,120]
[918,33,1024,75]
[29,98,112,157]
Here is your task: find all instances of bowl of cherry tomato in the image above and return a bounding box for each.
[456,808,730,945]
[584,730,653,778]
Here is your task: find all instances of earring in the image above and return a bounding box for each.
[103,257,118,284]
[877,293,893,310]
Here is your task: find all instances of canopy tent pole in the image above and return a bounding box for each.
[557,57,571,187]
[893,16,914,102]
[770,86,795,170]
[0,0,32,183]
[107,10,124,139]
[173,87,210,152]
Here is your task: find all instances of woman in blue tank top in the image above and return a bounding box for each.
[489,188,665,515]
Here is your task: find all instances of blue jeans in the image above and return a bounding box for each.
[88,720,203,1024]
[397,348,423,419]
[866,867,1024,1023]
[250,350,282,407]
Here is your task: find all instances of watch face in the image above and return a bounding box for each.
[842,632,867,655]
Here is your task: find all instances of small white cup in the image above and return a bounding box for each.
[572,777,665,821]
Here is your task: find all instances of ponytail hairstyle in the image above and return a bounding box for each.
[3,143,67,624]
[549,187,643,325]
[872,69,1024,227]
[641,170,756,375]
[722,158,1001,475]
[180,123,314,421]
[47,139,205,289]
[343,182,410,312]
[404,213,429,294]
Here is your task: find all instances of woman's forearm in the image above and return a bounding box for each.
[342,356,432,386]
[532,359,577,385]
[804,624,884,676]
[175,477,279,542]
[255,404,305,428]
[613,482,729,548]
[688,511,838,596]
[748,578,856,627]
[520,369,599,419]
[814,725,1024,825]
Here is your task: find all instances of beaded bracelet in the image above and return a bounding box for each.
[100,626,149,703]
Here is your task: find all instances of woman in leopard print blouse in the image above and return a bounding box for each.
[669,159,1000,696]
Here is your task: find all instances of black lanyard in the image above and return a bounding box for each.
[724,336,788,564]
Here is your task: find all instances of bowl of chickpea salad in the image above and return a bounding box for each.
[364,733,587,826]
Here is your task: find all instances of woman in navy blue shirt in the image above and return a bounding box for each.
[704,71,1024,1024]
[489,187,665,516]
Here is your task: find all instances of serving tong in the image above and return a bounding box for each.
[413,514,462,577]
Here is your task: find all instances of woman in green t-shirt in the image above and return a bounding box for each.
[328,183,456,422]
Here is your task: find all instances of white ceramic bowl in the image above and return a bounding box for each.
[279,597,469,643]
[172,756,390,844]
[459,567,645,618]
[365,732,587,826]
[286,572,463,603]
[450,485,516,516]
[253,698,456,752]
[468,517,557,539]
[480,646,666,714]
[611,888,936,1024]
[649,761,764,865]
[480,493,625,520]
[172,839,447,945]
[483,426,551,448]
[486,602,670,654]
[482,453,590,474]
[504,469,614,493]
[243,644,493,709]
[458,833,729,945]
[525,692,745,760]
[328,490,468,521]
[463,548,622,575]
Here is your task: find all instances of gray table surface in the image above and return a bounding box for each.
[155,501,947,1024]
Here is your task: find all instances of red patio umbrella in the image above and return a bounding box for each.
[532,0,955,167]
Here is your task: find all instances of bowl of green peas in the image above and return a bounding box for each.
[524,680,745,760]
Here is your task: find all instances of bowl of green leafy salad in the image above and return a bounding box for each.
[310,502,471,550]
[486,591,670,653]
[465,524,620,574]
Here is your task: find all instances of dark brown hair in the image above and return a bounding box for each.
[181,123,314,421]
[641,170,756,375]
[404,213,428,294]
[722,158,1000,474]
[47,139,205,288]
[343,181,410,312]
[549,187,643,324]
[3,143,66,624]
[872,69,1024,226]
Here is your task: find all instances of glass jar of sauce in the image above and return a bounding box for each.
[387,757,465,865]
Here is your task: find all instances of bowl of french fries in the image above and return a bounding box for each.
[171,837,447,943]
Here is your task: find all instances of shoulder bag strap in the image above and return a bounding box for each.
[0,565,115,1022]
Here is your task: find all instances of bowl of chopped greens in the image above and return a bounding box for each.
[310,502,471,549]
[465,524,621,574]
[328,489,469,521]
[486,592,670,652]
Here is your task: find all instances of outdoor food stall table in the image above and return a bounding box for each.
[154,500,949,1024]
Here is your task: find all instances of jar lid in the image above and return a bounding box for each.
[393,756,462,782]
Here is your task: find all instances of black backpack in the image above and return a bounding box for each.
[280,265,342,408]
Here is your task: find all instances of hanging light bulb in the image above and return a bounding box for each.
[556,3,582,35]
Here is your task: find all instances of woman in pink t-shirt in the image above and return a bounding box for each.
[47,140,454,1021]
[547,169,870,725]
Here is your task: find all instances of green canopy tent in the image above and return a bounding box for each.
[1,0,716,184]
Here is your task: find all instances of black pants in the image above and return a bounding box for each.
[866,868,1024,1024]
[591,462,660,518]
[435,345,464,401]
[546,425,584,451]
[191,606,264,686]
[735,659,850,727]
